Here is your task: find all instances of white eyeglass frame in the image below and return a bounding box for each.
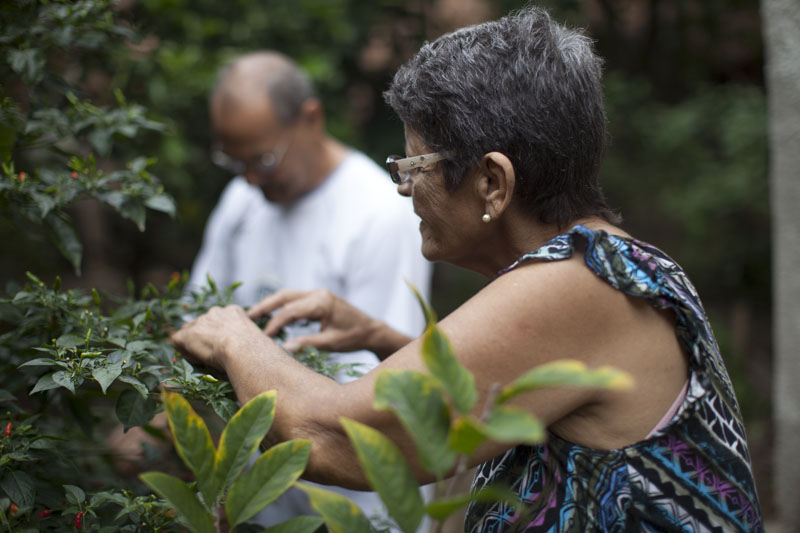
[385,152,444,184]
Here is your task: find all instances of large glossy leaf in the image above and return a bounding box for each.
[296,483,375,533]
[162,392,217,506]
[421,323,476,415]
[116,389,157,431]
[139,472,214,533]
[214,390,277,494]
[497,360,634,405]
[0,471,35,510]
[373,370,456,479]
[264,515,324,533]
[225,439,311,528]
[340,418,424,533]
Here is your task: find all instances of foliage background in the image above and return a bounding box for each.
[1,0,772,518]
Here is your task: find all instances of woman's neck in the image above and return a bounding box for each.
[462,216,624,278]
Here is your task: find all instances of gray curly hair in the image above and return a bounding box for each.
[384,6,620,227]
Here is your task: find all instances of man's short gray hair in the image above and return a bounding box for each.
[214,51,317,124]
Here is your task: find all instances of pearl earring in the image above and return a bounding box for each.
[482,213,492,223]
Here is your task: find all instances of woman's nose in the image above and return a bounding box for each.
[397,179,412,197]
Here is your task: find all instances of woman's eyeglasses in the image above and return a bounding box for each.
[385,152,444,184]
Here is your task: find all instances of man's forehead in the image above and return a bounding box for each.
[212,96,279,140]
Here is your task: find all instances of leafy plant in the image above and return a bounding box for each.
[146,285,632,533]
[140,391,317,533]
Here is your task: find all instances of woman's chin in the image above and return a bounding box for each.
[420,240,443,263]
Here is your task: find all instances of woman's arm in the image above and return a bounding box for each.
[172,254,681,488]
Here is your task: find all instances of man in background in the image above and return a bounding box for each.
[189,51,432,529]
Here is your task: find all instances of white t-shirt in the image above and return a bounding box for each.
[189,150,433,530]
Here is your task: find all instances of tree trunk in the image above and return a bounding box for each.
[762,0,800,527]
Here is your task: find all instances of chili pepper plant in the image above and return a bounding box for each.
[0,1,346,530]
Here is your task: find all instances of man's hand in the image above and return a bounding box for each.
[247,289,392,355]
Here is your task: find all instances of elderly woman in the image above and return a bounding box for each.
[173,6,763,532]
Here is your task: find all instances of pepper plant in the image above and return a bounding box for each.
[0,0,346,530]
[145,285,632,533]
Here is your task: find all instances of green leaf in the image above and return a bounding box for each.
[17,358,63,368]
[120,200,147,231]
[43,213,82,276]
[296,483,375,533]
[340,418,424,533]
[115,389,157,430]
[225,439,311,528]
[52,370,75,393]
[56,333,85,348]
[406,280,436,325]
[163,392,217,507]
[425,484,519,521]
[373,370,456,479]
[139,472,214,533]
[126,339,154,353]
[92,362,123,394]
[484,406,545,444]
[448,416,487,455]
[497,360,634,405]
[421,324,476,414]
[214,390,277,494]
[30,373,60,394]
[145,193,176,216]
[8,49,44,83]
[117,374,149,398]
[63,484,86,505]
[0,471,35,509]
[264,515,325,533]
[209,396,238,422]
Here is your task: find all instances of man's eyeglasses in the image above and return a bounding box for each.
[211,136,290,176]
[385,152,444,184]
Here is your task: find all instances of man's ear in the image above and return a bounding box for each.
[300,98,324,129]
[476,152,515,220]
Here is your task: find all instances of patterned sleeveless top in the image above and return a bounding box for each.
[464,225,763,532]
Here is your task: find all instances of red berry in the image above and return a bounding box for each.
[4,422,11,436]
[17,172,26,181]
[75,510,84,529]
[71,171,78,179]
[37,509,51,518]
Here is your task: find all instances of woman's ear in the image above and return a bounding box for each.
[476,152,515,220]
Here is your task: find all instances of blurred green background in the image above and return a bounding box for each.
[0,0,772,516]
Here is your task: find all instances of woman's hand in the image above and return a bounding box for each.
[172,305,263,370]
[247,289,411,359]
